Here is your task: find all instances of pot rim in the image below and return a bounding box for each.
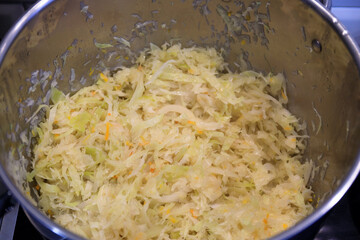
[0,0,359,239]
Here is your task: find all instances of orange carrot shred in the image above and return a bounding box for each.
[105,122,111,140]
[47,209,53,216]
[281,89,287,100]
[89,68,94,76]
[100,73,108,82]
[140,136,149,146]
[190,209,197,218]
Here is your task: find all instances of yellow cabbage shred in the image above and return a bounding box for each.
[30,44,313,240]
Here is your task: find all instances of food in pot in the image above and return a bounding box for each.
[28,44,313,240]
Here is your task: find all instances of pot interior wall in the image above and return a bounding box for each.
[0,0,359,235]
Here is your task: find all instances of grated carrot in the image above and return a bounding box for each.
[140,136,149,146]
[283,223,288,229]
[169,216,177,223]
[190,209,197,218]
[47,209,53,216]
[135,232,144,240]
[187,120,196,125]
[105,122,111,141]
[281,89,287,100]
[35,185,40,190]
[196,130,203,134]
[263,214,269,231]
[263,213,269,225]
[188,69,195,75]
[126,141,133,147]
[100,72,108,82]
[89,67,94,76]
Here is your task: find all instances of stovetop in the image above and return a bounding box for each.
[0,1,360,240]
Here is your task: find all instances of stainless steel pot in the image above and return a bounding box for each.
[0,0,359,239]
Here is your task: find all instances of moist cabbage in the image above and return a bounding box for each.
[29,44,313,240]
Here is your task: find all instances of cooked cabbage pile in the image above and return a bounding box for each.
[29,44,313,240]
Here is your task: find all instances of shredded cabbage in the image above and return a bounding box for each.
[30,44,313,240]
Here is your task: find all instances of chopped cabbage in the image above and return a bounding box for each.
[50,88,65,104]
[30,44,313,240]
[69,112,91,132]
